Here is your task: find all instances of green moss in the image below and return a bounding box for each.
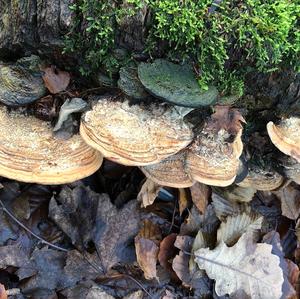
[64,0,300,96]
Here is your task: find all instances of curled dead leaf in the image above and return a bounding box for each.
[42,66,70,94]
[209,105,245,136]
[158,233,178,279]
[137,179,162,208]
[135,236,159,280]
[190,182,210,214]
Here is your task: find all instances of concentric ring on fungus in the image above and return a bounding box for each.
[0,107,103,184]
[80,98,194,166]
[267,117,300,163]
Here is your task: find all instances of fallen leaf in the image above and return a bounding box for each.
[212,193,248,221]
[217,212,263,246]
[172,236,212,296]
[61,280,115,299]
[214,185,256,203]
[17,248,72,298]
[50,184,140,272]
[49,185,101,250]
[209,105,245,136]
[135,220,161,280]
[195,232,284,299]
[286,259,299,294]
[158,233,178,278]
[178,188,190,216]
[137,179,162,208]
[63,250,100,285]
[0,284,7,299]
[135,237,159,280]
[42,66,70,94]
[179,205,203,235]
[190,182,210,214]
[263,231,298,299]
[0,245,27,269]
[273,182,300,220]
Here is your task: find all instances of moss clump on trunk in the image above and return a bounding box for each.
[64,0,300,96]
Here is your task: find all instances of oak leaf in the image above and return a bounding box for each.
[195,232,284,299]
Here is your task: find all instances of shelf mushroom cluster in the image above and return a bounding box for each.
[0,55,299,188]
[80,97,245,187]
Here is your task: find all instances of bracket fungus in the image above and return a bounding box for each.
[267,117,300,163]
[0,55,46,106]
[0,107,103,184]
[237,165,284,191]
[141,106,244,187]
[80,98,194,166]
[140,151,194,188]
[138,59,218,107]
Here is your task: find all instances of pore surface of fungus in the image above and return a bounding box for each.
[267,117,300,163]
[80,98,194,166]
[0,107,102,184]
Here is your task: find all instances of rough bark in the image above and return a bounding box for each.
[0,0,74,60]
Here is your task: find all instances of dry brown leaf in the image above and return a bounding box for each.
[42,66,70,94]
[135,220,162,280]
[195,232,284,299]
[0,284,7,299]
[263,231,298,299]
[179,205,203,235]
[209,105,245,136]
[273,182,300,220]
[172,236,211,294]
[138,219,162,243]
[215,185,256,203]
[216,212,263,246]
[286,259,300,294]
[137,179,162,208]
[178,188,190,216]
[190,182,210,214]
[135,236,159,280]
[158,233,178,279]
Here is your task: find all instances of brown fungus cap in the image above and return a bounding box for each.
[140,151,194,188]
[237,166,283,191]
[141,106,244,187]
[0,107,103,184]
[186,129,243,187]
[80,98,194,166]
[267,117,300,163]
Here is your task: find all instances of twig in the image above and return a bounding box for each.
[168,198,177,234]
[0,199,68,252]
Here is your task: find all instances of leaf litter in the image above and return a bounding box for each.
[0,157,300,298]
